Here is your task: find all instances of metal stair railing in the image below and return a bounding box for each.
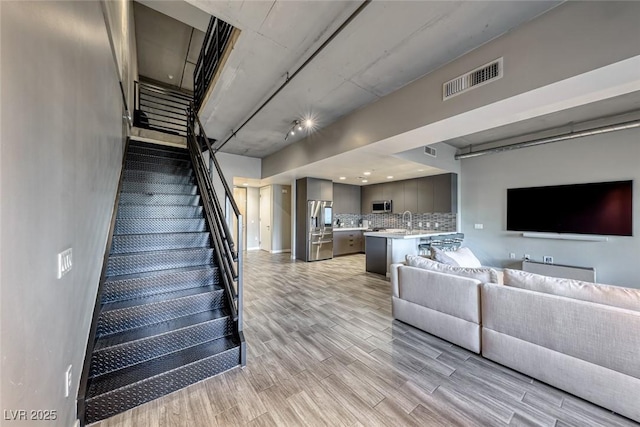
[186,105,243,337]
[193,16,233,112]
[134,80,191,136]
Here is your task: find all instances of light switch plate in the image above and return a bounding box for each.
[57,248,72,279]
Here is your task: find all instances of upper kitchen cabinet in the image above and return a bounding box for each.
[384,181,404,213]
[361,183,383,214]
[333,183,361,214]
[304,177,333,201]
[403,179,418,213]
[417,176,434,213]
[432,173,458,213]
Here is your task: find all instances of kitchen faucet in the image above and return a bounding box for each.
[402,210,412,234]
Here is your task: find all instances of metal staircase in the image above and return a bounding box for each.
[78,140,244,424]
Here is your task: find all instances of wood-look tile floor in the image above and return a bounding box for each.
[94,252,637,427]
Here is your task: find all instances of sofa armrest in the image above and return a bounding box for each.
[390,263,403,298]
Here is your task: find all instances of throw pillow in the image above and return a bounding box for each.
[503,269,640,312]
[433,247,482,268]
[406,255,499,283]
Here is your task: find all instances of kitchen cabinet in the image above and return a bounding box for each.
[334,230,364,256]
[403,179,418,213]
[358,173,457,215]
[333,183,361,214]
[307,178,333,201]
[432,173,457,213]
[384,181,404,213]
[417,177,434,213]
[361,183,383,214]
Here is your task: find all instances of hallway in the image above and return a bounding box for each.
[93,252,634,426]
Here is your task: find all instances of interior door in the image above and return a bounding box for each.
[259,186,272,252]
[232,187,247,251]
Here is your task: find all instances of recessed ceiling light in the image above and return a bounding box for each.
[363,171,371,176]
[304,119,314,128]
[387,176,394,179]
[339,176,346,180]
[362,179,368,183]
[297,125,303,131]
[168,74,174,80]
[290,130,295,136]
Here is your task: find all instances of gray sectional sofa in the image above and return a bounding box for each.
[391,258,640,423]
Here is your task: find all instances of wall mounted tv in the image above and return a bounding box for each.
[507,180,633,236]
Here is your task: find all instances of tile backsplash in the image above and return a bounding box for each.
[334,213,457,232]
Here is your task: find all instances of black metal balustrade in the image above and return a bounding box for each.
[194,16,233,112]
[186,105,244,341]
[134,80,190,136]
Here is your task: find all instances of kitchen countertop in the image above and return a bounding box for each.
[363,230,459,239]
[333,227,368,232]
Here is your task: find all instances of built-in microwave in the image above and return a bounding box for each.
[372,200,392,213]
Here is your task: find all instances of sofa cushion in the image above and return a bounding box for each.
[433,247,482,268]
[503,269,640,312]
[406,255,499,283]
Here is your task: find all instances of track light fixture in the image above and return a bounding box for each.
[284,118,315,141]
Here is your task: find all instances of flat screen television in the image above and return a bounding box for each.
[507,180,633,236]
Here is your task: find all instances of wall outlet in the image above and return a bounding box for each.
[425,222,430,228]
[434,222,439,228]
[474,223,484,229]
[543,256,554,264]
[57,248,72,279]
[524,254,531,261]
[65,365,72,398]
[509,253,516,259]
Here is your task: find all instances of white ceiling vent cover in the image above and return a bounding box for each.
[424,146,437,157]
[443,57,503,100]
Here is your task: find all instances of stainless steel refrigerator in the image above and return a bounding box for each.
[307,200,333,261]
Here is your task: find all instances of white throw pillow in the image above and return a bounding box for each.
[433,247,482,268]
[406,255,499,283]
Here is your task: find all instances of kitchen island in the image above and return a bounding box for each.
[364,230,459,277]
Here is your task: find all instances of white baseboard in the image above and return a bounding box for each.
[246,247,260,251]
[270,249,291,254]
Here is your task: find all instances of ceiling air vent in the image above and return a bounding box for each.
[424,145,437,157]
[443,57,503,100]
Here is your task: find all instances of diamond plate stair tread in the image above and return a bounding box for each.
[102,266,219,303]
[111,232,210,254]
[124,160,193,176]
[129,140,188,152]
[122,170,194,185]
[114,218,206,235]
[127,144,189,161]
[89,310,233,378]
[96,287,225,337]
[106,247,213,276]
[126,153,191,168]
[86,335,239,400]
[116,204,203,219]
[121,181,198,195]
[118,192,200,206]
[101,284,219,312]
[94,309,229,351]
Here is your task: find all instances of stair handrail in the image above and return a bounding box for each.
[186,105,243,332]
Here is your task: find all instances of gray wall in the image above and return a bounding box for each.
[460,127,640,288]
[271,185,292,253]
[1,1,126,426]
[262,1,640,178]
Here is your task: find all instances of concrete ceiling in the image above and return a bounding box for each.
[190,0,562,158]
[134,1,207,92]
